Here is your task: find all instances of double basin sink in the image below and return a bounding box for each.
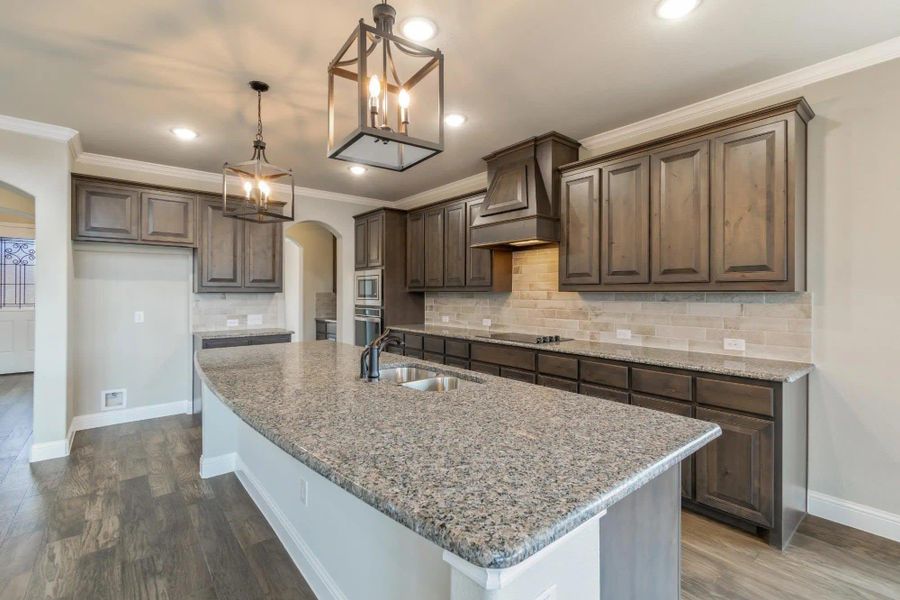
[374,366,471,392]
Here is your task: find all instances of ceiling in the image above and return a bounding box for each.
[1,1,899,201]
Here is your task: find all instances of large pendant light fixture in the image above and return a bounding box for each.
[327,2,444,171]
[222,81,295,223]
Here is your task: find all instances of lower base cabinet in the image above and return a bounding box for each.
[396,330,807,549]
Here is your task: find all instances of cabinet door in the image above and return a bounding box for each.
[632,393,694,499]
[466,200,493,288]
[559,169,600,285]
[424,207,444,287]
[244,221,283,290]
[354,218,368,270]
[695,407,775,527]
[651,141,710,283]
[141,190,196,246]
[74,181,140,241]
[444,202,466,287]
[366,213,384,268]
[711,121,787,282]
[196,198,242,290]
[602,156,650,284]
[406,211,426,289]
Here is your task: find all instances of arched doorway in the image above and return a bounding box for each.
[284,221,341,342]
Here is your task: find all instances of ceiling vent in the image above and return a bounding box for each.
[469,132,580,249]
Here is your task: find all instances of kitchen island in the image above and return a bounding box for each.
[196,341,720,600]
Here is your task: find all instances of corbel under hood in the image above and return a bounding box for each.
[469,131,580,249]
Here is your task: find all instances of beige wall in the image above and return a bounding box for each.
[285,222,335,341]
[72,243,192,416]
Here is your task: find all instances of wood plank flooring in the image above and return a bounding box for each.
[1,373,898,599]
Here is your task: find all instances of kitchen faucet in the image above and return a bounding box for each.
[360,329,405,379]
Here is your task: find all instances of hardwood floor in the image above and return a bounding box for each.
[0,373,898,599]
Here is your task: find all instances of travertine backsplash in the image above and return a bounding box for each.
[192,293,285,331]
[425,246,812,362]
[315,292,337,319]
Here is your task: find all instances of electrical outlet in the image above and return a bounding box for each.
[616,328,632,340]
[298,477,308,506]
[441,315,449,323]
[133,311,144,324]
[226,319,240,327]
[247,314,263,326]
[101,388,127,411]
[724,337,746,351]
[482,318,492,328]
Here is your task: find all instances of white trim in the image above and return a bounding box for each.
[0,114,78,143]
[441,510,605,591]
[234,456,349,600]
[579,35,900,152]
[808,491,900,543]
[29,421,75,463]
[70,399,191,432]
[199,452,237,479]
[395,171,488,210]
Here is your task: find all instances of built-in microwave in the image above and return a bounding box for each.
[354,269,382,306]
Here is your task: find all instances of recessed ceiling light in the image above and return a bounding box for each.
[401,17,437,42]
[348,165,367,176]
[444,113,467,127]
[170,127,198,141]
[656,0,701,19]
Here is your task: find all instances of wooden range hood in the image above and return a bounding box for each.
[469,131,580,249]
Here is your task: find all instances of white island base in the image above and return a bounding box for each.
[200,386,682,600]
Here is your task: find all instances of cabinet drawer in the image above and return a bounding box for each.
[631,367,692,401]
[444,356,469,369]
[500,367,536,384]
[404,334,424,350]
[631,393,691,417]
[696,377,774,417]
[423,351,445,364]
[470,361,500,376]
[470,342,535,371]
[538,375,578,393]
[579,383,629,404]
[537,354,578,380]
[445,339,469,359]
[423,336,445,354]
[202,337,250,349]
[249,334,292,345]
[404,348,424,359]
[579,359,628,389]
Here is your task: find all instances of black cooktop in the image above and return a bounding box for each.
[476,332,573,345]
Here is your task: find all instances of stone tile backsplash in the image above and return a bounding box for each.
[425,246,812,362]
[192,293,285,331]
[315,292,337,319]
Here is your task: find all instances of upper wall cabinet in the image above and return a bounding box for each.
[406,193,511,292]
[73,177,196,247]
[558,98,812,292]
[354,211,384,270]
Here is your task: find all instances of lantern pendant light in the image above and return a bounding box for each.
[327,2,444,171]
[222,81,295,223]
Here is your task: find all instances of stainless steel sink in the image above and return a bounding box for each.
[377,367,438,384]
[401,376,462,392]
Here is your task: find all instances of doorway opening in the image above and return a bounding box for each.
[284,221,339,341]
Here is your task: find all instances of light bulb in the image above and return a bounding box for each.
[243,181,252,197]
[398,88,410,109]
[258,181,270,197]
[368,74,381,98]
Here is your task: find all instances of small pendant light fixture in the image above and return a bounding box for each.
[222,80,295,223]
[327,2,444,171]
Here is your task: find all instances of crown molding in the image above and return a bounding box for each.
[0,114,79,142]
[580,35,900,152]
[74,152,389,207]
[395,171,488,210]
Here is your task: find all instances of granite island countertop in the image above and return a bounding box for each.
[390,323,813,383]
[195,340,720,569]
[193,327,293,340]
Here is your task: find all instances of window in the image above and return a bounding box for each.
[0,238,35,308]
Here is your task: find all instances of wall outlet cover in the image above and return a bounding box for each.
[482,318,492,328]
[724,337,746,351]
[616,328,632,340]
[100,388,127,411]
[247,314,263,326]
[441,315,449,323]
[226,319,240,327]
[133,311,144,324]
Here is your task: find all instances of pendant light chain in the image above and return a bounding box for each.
[256,90,264,142]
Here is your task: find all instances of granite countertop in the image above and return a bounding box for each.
[391,323,813,383]
[193,327,293,340]
[195,341,720,569]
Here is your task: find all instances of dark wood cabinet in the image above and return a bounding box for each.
[354,218,368,269]
[406,211,426,289]
[444,202,467,287]
[140,190,196,245]
[559,169,601,285]
[424,207,445,287]
[195,195,283,293]
[465,200,493,288]
[601,156,650,284]
[651,140,710,283]
[632,393,694,499]
[366,212,384,268]
[558,98,811,292]
[695,407,775,528]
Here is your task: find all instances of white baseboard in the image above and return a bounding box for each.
[234,457,348,600]
[808,491,900,543]
[71,400,192,432]
[199,453,237,479]
[29,436,70,462]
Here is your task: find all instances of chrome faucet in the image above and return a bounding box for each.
[360,329,405,379]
